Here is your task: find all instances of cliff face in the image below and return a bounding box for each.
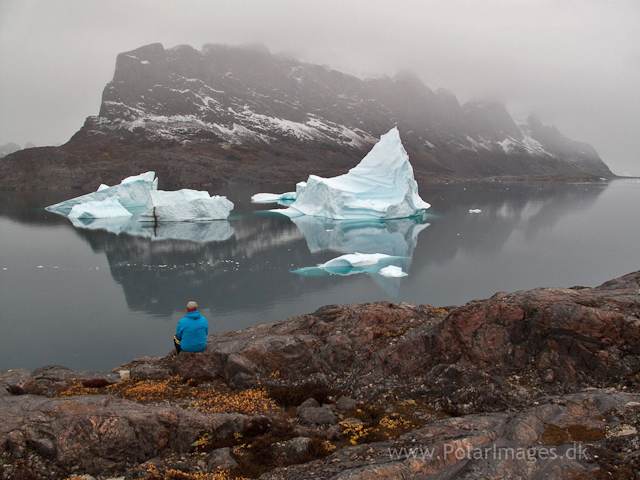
[0,43,613,189]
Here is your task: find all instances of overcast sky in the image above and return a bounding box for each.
[1,0,639,174]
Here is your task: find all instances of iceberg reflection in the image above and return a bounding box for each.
[69,214,234,243]
[290,215,429,257]
[290,214,429,295]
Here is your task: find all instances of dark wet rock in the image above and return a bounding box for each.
[127,356,174,380]
[336,396,357,412]
[296,398,320,411]
[298,407,338,426]
[271,437,311,462]
[224,354,258,389]
[207,446,238,470]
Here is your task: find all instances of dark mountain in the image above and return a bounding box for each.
[0,43,613,189]
[0,143,21,159]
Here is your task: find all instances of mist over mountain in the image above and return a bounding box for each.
[0,43,613,189]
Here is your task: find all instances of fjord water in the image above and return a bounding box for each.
[1,180,639,372]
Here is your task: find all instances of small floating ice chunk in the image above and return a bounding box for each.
[68,197,133,219]
[251,192,296,203]
[379,265,408,278]
[252,182,306,203]
[469,209,482,214]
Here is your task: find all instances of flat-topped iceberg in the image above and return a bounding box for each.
[68,197,133,219]
[258,128,430,219]
[46,172,158,214]
[144,189,211,209]
[140,193,234,222]
[141,189,234,222]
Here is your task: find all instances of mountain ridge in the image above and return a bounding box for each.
[0,42,614,189]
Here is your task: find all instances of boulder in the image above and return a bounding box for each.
[271,437,311,462]
[207,447,238,471]
[336,396,357,412]
[297,407,338,426]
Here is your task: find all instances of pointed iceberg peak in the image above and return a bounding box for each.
[257,127,430,220]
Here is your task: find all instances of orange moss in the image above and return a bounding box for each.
[144,462,249,480]
[540,424,607,446]
[56,376,275,415]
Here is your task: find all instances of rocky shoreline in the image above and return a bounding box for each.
[2,271,639,479]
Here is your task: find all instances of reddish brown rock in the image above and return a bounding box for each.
[0,393,268,475]
[1,270,639,479]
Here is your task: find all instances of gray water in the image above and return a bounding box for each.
[1,180,639,372]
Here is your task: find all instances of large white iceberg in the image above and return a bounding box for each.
[140,191,234,222]
[258,128,430,219]
[46,171,158,214]
[68,197,133,219]
[46,174,234,224]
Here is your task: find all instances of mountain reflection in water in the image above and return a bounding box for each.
[3,181,639,371]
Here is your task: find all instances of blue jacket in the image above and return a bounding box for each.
[176,311,209,352]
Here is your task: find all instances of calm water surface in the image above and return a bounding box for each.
[1,180,639,371]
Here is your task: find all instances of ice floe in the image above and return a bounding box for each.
[255,128,430,219]
[379,265,408,278]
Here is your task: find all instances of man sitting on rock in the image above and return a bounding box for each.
[174,301,209,355]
